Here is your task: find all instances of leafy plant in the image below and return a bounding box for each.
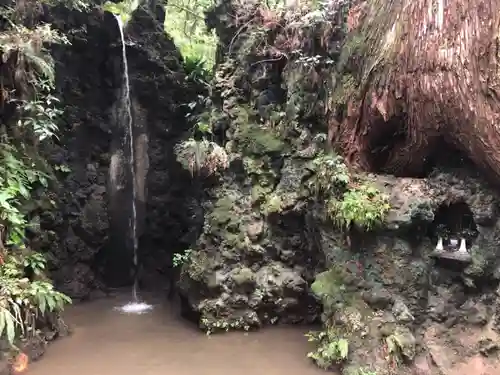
[172,249,193,267]
[0,144,50,245]
[0,253,71,346]
[327,183,390,231]
[306,152,350,196]
[15,88,62,141]
[304,153,390,231]
[164,0,217,69]
[0,1,75,348]
[184,55,212,85]
[306,330,349,369]
[102,0,138,24]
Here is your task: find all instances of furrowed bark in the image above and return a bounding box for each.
[332,0,500,180]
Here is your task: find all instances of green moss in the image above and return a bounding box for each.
[331,73,358,107]
[311,266,352,310]
[385,326,416,362]
[208,196,239,228]
[251,184,273,204]
[236,122,285,155]
[464,247,488,280]
[262,194,283,215]
[243,157,265,175]
[185,250,210,282]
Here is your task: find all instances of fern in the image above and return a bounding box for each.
[0,254,71,346]
[328,184,390,231]
[0,6,73,348]
[306,330,349,368]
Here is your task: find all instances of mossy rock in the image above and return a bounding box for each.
[262,194,284,215]
[311,266,353,311]
[236,122,285,155]
[208,196,240,230]
[251,184,274,204]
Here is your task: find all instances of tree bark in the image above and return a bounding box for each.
[331,0,500,180]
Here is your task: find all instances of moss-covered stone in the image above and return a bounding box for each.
[236,122,286,156]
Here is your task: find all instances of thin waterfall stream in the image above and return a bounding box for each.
[113,14,152,314]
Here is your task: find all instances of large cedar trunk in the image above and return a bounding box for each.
[330,0,500,179]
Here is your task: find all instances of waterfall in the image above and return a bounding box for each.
[113,15,152,313]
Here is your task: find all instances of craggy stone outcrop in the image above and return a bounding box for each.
[31,3,195,298]
[177,0,348,332]
[176,1,500,374]
[313,167,500,374]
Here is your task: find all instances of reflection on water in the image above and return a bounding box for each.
[28,292,325,375]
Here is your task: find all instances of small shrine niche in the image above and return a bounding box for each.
[428,201,478,261]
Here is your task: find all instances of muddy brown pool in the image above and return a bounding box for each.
[27,292,325,375]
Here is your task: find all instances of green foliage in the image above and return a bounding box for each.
[0,252,71,346]
[0,22,62,244]
[184,55,212,84]
[16,91,62,141]
[0,23,68,84]
[306,330,349,369]
[305,153,390,231]
[306,153,350,196]
[102,0,138,24]
[0,1,75,348]
[164,0,217,68]
[0,145,50,245]
[327,184,390,231]
[172,249,192,267]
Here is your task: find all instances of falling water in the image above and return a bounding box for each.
[113,14,152,314]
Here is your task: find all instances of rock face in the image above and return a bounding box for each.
[176,0,500,374]
[312,168,500,375]
[178,0,344,331]
[32,3,195,298]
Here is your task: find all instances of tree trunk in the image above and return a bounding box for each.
[331,0,500,180]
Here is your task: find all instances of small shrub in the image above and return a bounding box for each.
[172,249,192,268]
[306,330,349,369]
[328,183,390,231]
[0,252,71,346]
[306,152,350,196]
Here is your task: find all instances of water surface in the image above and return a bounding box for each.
[28,292,325,375]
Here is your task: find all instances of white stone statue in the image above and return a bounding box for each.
[458,238,468,253]
[436,237,444,251]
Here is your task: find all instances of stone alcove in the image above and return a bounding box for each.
[428,201,479,252]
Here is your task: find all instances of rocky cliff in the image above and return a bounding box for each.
[27,2,197,298]
[0,0,201,369]
[175,1,500,374]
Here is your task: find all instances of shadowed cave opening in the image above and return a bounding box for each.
[366,117,474,178]
[427,201,479,249]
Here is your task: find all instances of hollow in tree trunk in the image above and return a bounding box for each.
[330,0,500,180]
